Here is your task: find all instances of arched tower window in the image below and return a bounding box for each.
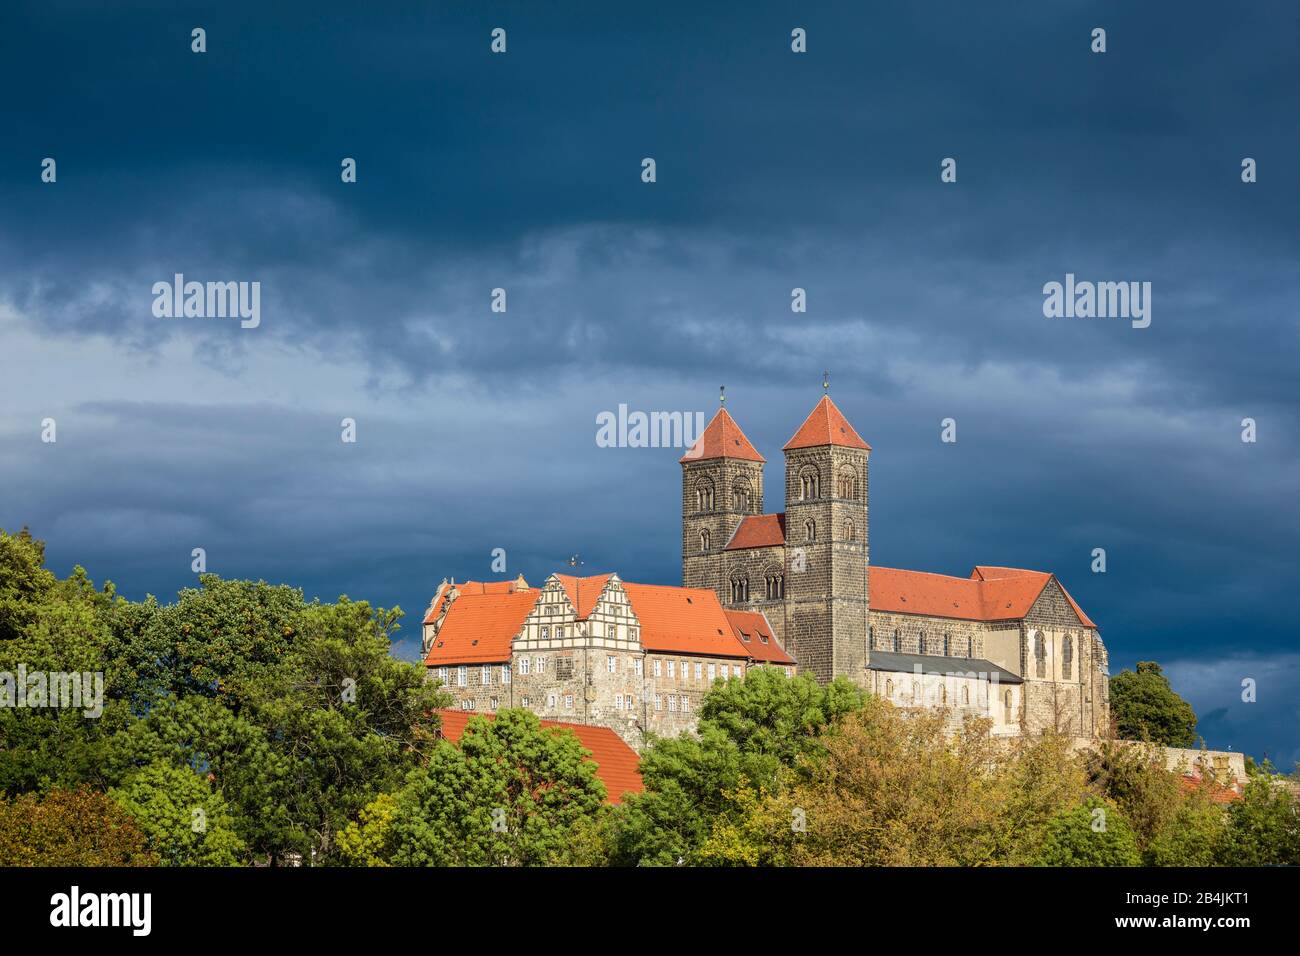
[804,519,816,542]
[1034,633,1046,678]
[733,477,751,513]
[695,478,715,512]
[837,466,856,500]
[765,570,784,600]
[885,678,894,698]
[699,529,711,553]
[799,468,819,501]
[1062,635,1074,679]
[730,575,749,604]
[917,631,927,655]
[845,519,857,541]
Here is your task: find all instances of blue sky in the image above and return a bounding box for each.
[1,1,1296,765]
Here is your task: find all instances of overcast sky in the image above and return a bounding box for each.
[1,1,1296,766]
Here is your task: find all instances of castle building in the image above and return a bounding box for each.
[423,393,1110,749]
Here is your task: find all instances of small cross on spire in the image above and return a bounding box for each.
[719,385,726,407]
[823,370,830,393]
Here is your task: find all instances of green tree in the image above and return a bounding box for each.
[1109,662,1197,747]
[1216,776,1300,866]
[1031,797,1142,866]
[0,788,156,866]
[387,709,607,866]
[1084,741,1181,850]
[110,761,245,866]
[607,670,864,866]
[1146,787,1226,866]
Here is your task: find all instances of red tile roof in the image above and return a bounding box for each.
[970,566,1096,628]
[869,566,1096,627]
[723,609,794,664]
[622,582,750,658]
[435,710,643,803]
[423,589,539,665]
[680,408,766,464]
[725,513,786,550]
[422,579,526,624]
[552,573,613,620]
[783,395,871,451]
[1177,774,1241,804]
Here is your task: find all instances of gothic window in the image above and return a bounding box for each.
[733,478,752,513]
[885,678,894,698]
[893,629,900,652]
[1062,635,1074,679]
[799,468,819,501]
[695,478,715,512]
[837,467,856,500]
[1034,633,1046,678]
[804,519,816,542]
[730,575,750,603]
[699,529,711,553]
[1004,689,1013,724]
[943,633,950,656]
[917,632,926,655]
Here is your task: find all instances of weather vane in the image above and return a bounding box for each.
[719,385,726,406]
[568,554,583,569]
[823,370,830,393]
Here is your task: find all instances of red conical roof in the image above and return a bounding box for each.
[783,395,871,451]
[680,408,766,463]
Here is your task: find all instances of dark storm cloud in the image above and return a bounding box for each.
[0,0,1296,761]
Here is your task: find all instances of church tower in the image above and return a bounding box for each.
[681,403,765,594]
[781,392,870,684]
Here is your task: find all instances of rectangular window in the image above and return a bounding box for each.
[607,655,617,673]
[565,695,573,710]
[733,664,742,678]
[490,697,499,710]
[708,663,716,680]
[627,694,635,709]
[680,660,688,679]
[654,695,662,712]
[520,657,530,675]
[502,664,511,684]
[694,662,702,680]
[668,695,678,712]
[521,696,530,707]
[634,658,643,677]
[457,666,467,687]
[653,660,662,678]
[556,626,565,639]
[438,667,448,686]
[547,693,557,709]
[460,698,472,710]
[536,657,546,674]
[667,661,675,678]
[481,665,491,685]
[681,695,690,712]
[615,694,624,710]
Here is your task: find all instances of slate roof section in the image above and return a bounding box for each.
[867,649,1024,684]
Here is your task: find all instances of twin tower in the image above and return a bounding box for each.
[680,394,871,685]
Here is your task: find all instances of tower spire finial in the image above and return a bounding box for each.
[719,385,726,407]
[823,370,830,393]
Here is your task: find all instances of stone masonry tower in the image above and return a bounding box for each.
[782,394,871,684]
[681,406,766,594]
